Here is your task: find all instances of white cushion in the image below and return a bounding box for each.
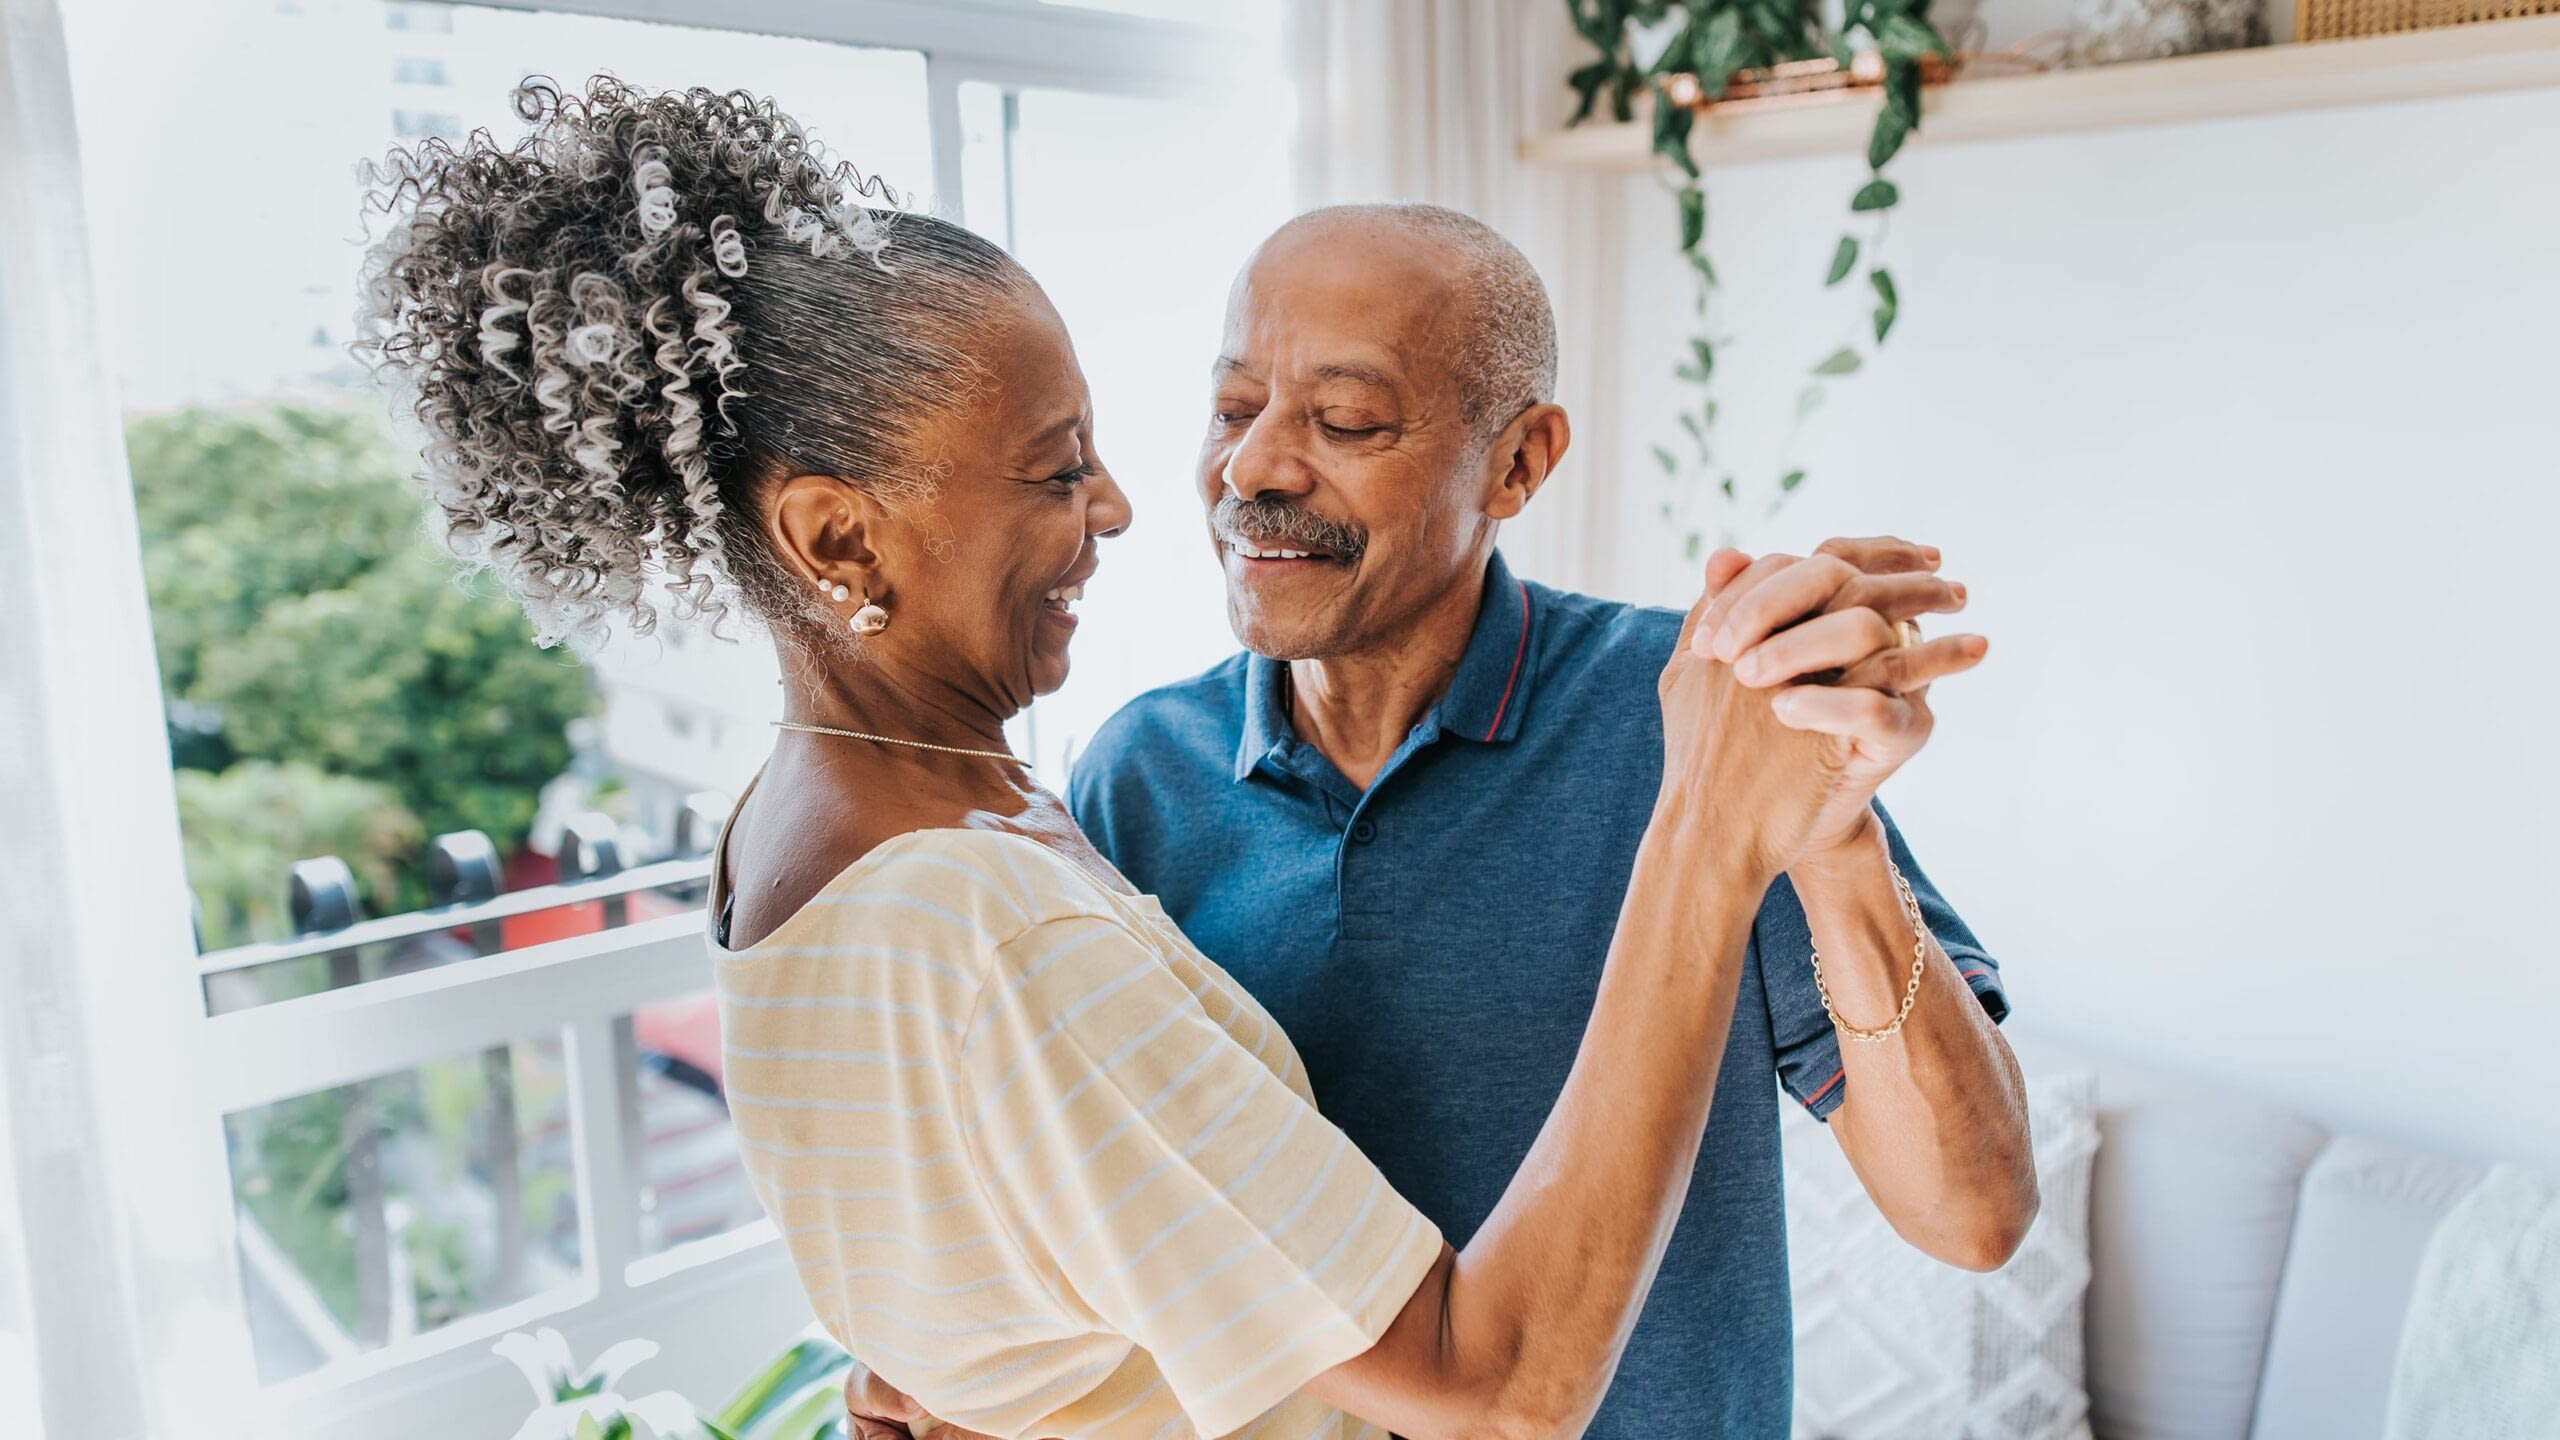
[1785,1068,2099,1440]
[2006,1036,2330,1440]
[2250,1136,2484,1440]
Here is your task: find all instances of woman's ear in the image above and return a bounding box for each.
[767,474,887,599]
[1484,403,1572,522]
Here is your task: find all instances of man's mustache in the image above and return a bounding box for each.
[1212,494,1368,561]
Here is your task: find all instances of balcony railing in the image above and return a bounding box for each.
[197,800,732,1375]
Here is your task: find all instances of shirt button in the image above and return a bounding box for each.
[1350,819,1377,844]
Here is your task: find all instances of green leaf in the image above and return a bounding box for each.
[1610,68,1640,123]
[1689,249,1718,288]
[1677,186,1705,252]
[573,1418,607,1440]
[1652,443,1678,475]
[1781,468,1807,492]
[1870,267,1899,341]
[763,1378,853,1440]
[712,1340,853,1436]
[1566,60,1616,125]
[1683,531,1704,562]
[1874,12,1943,61]
[1653,94,1700,179]
[1867,104,1911,170]
[1689,338,1716,378]
[1719,475,1738,501]
[1645,18,1694,75]
[1690,9,1748,95]
[1870,267,1899,307]
[1678,412,1703,443]
[1795,384,1826,419]
[1812,347,1863,376]
[701,1425,746,1440]
[1884,63,1924,127]
[1851,178,1900,212]
[1824,235,1859,286]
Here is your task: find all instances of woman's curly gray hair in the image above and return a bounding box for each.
[355,75,1028,648]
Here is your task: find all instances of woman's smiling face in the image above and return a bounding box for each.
[853,283,1132,713]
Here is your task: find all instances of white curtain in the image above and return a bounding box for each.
[1288,0,1629,595]
[0,0,254,1434]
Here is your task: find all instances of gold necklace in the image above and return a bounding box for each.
[771,720,1024,764]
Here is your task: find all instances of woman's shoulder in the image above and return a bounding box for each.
[727,826,1130,960]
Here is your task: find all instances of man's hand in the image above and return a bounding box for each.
[843,1364,1000,1440]
[1690,536,1985,859]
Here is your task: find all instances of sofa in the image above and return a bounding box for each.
[1998,1035,2499,1440]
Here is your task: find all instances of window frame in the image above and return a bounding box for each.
[10,2,1278,1437]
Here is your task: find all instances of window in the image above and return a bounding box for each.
[388,108,461,140]
[382,2,453,33]
[32,0,1293,1435]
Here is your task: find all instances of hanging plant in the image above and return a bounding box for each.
[1565,0,1946,553]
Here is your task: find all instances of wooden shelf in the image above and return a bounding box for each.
[1519,15,2560,170]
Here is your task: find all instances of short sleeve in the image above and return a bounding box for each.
[957,912,1445,1437]
[1764,802,2009,1121]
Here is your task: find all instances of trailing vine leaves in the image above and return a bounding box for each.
[1564,0,1944,551]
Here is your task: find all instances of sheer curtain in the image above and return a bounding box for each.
[1288,0,1629,595]
[0,0,253,1435]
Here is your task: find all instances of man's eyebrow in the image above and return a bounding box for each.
[1212,355,1254,381]
[1312,362,1399,392]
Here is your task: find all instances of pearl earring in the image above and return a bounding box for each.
[851,591,889,635]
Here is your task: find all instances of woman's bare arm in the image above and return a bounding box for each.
[1296,790,1764,1440]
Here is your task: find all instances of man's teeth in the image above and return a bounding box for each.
[1227,540,1319,560]
[1043,584,1084,608]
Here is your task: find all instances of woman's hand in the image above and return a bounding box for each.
[843,1364,1003,1440]
[1656,560,1847,882]
[1688,541,1986,860]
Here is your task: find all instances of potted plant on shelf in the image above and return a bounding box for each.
[1564,0,1946,544]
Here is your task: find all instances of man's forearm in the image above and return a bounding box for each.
[1788,813,2037,1271]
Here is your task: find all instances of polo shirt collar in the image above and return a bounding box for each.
[1233,549,1537,782]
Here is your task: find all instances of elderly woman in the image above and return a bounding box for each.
[359,79,1980,1440]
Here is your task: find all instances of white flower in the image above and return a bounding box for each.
[495,1328,578,1402]
[494,1329,697,1440]
[580,1339,660,1396]
[504,1391,698,1440]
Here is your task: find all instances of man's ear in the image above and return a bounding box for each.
[767,474,886,597]
[1483,403,1571,522]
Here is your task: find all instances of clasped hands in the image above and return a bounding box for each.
[1659,534,1988,880]
[843,537,1987,1440]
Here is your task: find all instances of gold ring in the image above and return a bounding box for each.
[1892,618,1921,649]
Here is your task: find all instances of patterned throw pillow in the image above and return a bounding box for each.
[1784,1069,2100,1440]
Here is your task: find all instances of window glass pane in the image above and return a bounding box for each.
[631,991,764,1256]
[59,1,930,954]
[224,1035,576,1383]
[960,73,1297,779]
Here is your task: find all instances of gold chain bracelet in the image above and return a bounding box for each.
[1808,861,1931,1043]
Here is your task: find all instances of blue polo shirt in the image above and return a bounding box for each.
[1067,550,2007,1437]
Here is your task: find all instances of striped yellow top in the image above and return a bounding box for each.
[711,826,1445,1439]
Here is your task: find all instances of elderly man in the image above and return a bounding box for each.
[851,205,2035,1437]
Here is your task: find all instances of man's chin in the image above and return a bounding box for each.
[1227,602,1352,663]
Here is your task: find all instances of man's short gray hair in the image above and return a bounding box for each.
[1291,203,1558,437]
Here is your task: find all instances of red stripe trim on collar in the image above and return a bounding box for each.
[1481,579,1532,743]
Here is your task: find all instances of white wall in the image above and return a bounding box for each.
[1584,85,2560,1169]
